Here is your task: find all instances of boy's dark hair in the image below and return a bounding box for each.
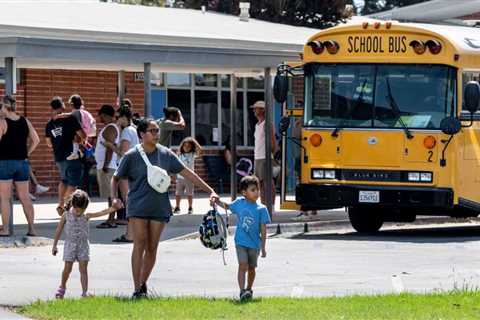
[136,117,155,140]
[69,94,83,109]
[239,175,260,192]
[65,189,90,211]
[163,106,180,120]
[117,104,132,121]
[50,96,64,110]
[98,104,115,117]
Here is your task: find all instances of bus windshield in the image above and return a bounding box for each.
[304,64,456,130]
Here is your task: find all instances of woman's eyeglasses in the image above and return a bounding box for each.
[146,128,160,134]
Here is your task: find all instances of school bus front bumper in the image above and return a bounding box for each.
[296,184,454,210]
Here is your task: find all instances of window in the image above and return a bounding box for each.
[221,75,244,89]
[168,89,191,146]
[151,72,164,87]
[221,92,243,146]
[194,91,218,146]
[195,74,217,87]
[305,64,456,130]
[167,73,190,87]
[247,76,264,90]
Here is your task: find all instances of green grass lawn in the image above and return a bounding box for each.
[19,292,480,320]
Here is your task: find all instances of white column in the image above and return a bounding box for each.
[144,63,152,117]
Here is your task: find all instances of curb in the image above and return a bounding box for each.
[169,216,480,241]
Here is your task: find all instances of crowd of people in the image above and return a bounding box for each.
[0,94,276,300]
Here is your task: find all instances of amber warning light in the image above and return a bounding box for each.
[307,40,339,55]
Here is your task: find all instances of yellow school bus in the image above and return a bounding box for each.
[275,21,480,232]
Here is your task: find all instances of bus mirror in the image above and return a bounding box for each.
[279,116,290,134]
[464,81,480,114]
[274,74,288,103]
[440,116,461,135]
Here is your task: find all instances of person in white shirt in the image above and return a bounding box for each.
[252,100,277,206]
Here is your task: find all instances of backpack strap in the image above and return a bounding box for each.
[136,144,153,168]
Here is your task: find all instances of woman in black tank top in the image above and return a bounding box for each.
[0,95,39,236]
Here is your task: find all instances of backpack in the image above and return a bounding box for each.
[199,208,229,264]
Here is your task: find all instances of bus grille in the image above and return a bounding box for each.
[340,169,403,182]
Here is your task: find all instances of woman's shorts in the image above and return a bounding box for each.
[0,159,30,182]
[175,178,194,196]
[128,215,170,223]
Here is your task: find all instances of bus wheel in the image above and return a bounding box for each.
[348,206,384,233]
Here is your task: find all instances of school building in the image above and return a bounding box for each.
[0,0,317,195]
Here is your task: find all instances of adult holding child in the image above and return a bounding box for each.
[46,96,86,216]
[0,95,39,236]
[157,106,185,148]
[111,118,219,298]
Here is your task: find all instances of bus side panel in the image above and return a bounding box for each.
[457,126,480,206]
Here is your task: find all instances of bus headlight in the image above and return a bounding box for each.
[420,172,432,182]
[312,169,336,179]
[312,169,324,179]
[324,170,336,179]
[407,172,420,182]
[407,172,432,182]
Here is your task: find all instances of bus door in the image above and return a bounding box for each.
[280,92,303,210]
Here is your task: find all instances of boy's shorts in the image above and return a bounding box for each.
[236,245,260,268]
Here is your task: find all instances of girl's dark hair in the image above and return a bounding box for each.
[136,117,156,140]
[239,175,259,192]
[2,95,16,112]
[179,137,202,156]
[65,189,90,211]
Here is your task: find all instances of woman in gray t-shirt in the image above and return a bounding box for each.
[111,118,219,299]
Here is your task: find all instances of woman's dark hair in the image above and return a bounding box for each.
[239,175,260,192]
[179,137,202,156]
[2,95,16,112]
[65,189,90,211]
[50,96,64,110]
[117,104,132,121]
[69,94,83,110]
[132,112,141,126]
[136,117,156,140]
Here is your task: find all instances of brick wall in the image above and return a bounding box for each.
[1,68,246,197]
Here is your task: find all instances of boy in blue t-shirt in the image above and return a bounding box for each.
[217,175,271,301]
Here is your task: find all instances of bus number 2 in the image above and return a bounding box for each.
[427,151,433,162]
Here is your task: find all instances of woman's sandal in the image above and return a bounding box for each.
[112,234,133,243]
[55,287,66,299]
[96,222,117,229]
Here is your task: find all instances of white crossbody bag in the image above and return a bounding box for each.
[136,144,171,193]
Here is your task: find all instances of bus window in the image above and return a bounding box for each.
[304,64,456,130]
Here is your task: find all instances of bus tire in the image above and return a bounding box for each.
[348,206,384,233]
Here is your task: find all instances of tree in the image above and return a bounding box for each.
[361,0,382,15]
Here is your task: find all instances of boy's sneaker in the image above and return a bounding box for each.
[239,289,247,301]
[173,207,180,214]
[245,289,253,300]
[35,184,50,194]
[188,207,193,215]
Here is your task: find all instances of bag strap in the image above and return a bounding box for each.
[136,144,153,168]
